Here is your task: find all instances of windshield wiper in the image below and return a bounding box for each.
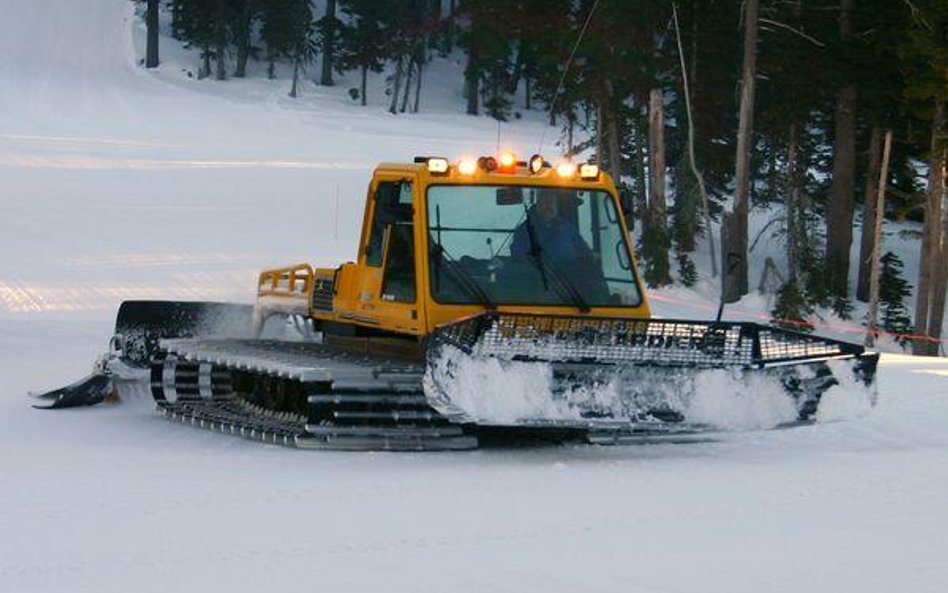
[432,204,495,309]
[521,207,591,313]
[539,250,592,313]
[432,243,496,310]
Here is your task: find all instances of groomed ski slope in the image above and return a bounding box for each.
[1,2,948,592]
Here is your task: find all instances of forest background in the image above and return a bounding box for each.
[138,0,948,354]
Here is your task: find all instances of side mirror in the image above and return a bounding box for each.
[618,186,633,216]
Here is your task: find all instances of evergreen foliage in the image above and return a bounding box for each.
[832,294,854,320]
[148,1,948,342]
[670,161,701,253]
[338,0,388,105]
[771,281,814,332]
[878,251,914,344]
[676,252,698,287]
[801,250,832,309]
[641,225,672,288]
[170,0,217,77]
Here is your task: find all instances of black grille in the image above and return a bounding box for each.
[430,312,867,369]
[311,275,334,311]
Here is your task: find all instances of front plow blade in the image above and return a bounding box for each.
[113,300,254,365]
[31,301,253,410]
[425,313,878,432]
[32,373,114,409]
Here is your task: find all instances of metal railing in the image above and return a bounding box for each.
[257,263,314,299]
[431,312,869,369]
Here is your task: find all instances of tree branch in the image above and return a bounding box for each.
[901,0,934,31]
[759,17,826,47]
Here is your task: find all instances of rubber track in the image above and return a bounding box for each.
[152,339,478,451]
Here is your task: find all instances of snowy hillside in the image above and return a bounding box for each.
[2,2,948,592]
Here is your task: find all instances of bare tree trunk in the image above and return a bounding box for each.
[400,59,413,113]
[672,4,716,277]
[826,0,857,299]
[320,0,336,86]
[648,89,666,208]
[360,66,368,106]
[145,0,159,68]
[389,56,404,114]
[922,100,948,355]
[214,44,226,80]
[914,98,946,355]
[633,121,648,236]
[857,126,883,302]
[413,58,424,113]
[786,123,801,281]
[604,80,622,182]
[724,0,759,302]
[232,0,252,78]
[214,0,227,81]
[465,44,479,116]
[926,150,948,354]
[866,130,893,347]
[200,48,211,79]
[289,57,300,98]
[646,87,670,285]
[596,102,604,167]
[234,43,249,78]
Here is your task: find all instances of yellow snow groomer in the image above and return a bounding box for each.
[36,154,878,449]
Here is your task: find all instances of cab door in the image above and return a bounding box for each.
[354,174,422,334]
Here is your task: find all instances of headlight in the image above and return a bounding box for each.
[555,160,577,178]
[579,163,600,180]
[457,158,477,175]
[427,157,449,175]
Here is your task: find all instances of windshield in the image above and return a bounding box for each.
[427,184,642,307]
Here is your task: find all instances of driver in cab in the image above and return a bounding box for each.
[511,189,592,263]
[509,188,612,304]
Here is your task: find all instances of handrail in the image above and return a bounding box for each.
[257,263,314,298]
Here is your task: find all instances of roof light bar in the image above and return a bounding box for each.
[498,151,517,172]
[427,157,449,175]
[579,163,600,180]
[457,158,478,176]
[528,154,545,174]
[555,160,577,178]
[478,156,498,172]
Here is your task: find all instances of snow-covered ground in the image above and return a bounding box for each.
[2,2,948,592]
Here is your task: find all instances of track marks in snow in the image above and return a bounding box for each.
[0,152,371,171]
[0,278,252,313]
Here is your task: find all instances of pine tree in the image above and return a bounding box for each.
[771,281,814,332]
[338,0,388,105]
[832,294,854,320]
[802,251,832,309]
[902,0,948,355]
[286,0,316,98]
[171,0,217,78]
[230,0,261,78]
[318,0,340,85]
[878,251,913,345]
[676,252,698,287]
[258,0,314,88]
[142,0,160,68]
[458,0,516,120]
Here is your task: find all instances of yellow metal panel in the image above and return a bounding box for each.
[266,160,651,338]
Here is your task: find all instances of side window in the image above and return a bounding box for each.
[382,222,416,302]
[366,181,409,267]
[367,181,416,303]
